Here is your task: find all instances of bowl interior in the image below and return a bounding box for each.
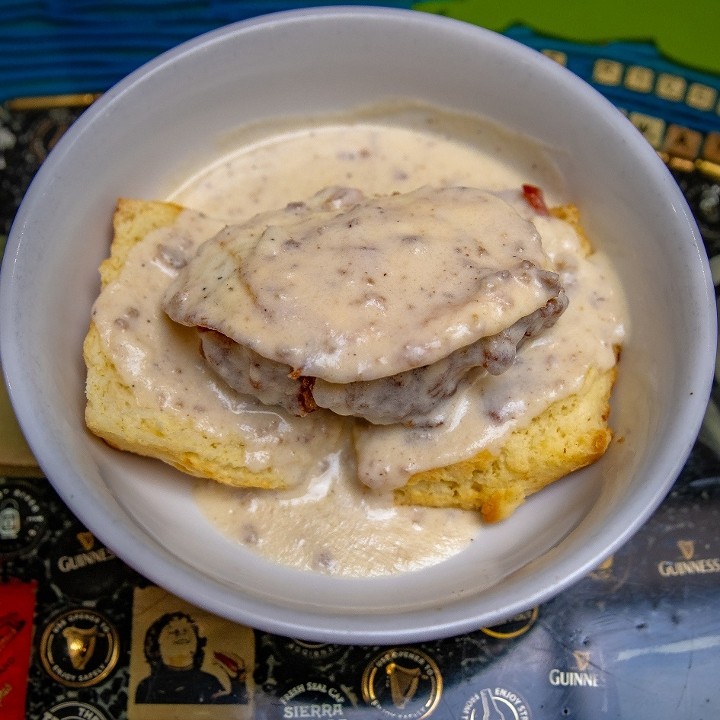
[1,7,715,643]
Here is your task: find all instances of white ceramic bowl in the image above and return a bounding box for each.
[2,7,715,643]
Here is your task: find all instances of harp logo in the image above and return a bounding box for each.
[678,540,694,560]
[588,554,630,592]
[548,650,602,688]
[572,651,591,672]
[39,609,119,687]
[361,647,442,719]
[656,539,720,577]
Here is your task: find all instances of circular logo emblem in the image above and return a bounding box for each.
[461,687,530,720]
[39,609,120,687]
[285,638,346,663]
[40,701,109,720]
[0,481,48,558]
[49,525,125,600]
[276,679,356,720]
[481,607,539,639]
[361,647,442,719]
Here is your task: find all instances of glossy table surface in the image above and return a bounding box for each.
[1,5,720,719]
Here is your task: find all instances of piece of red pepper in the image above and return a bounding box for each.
[522,184,549,215]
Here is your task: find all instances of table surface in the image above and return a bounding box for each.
[1,5,720,720]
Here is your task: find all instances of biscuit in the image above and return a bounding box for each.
[83,199,285,489]
[395,365,616,522]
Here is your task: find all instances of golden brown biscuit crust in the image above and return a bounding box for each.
[394,366,616,523]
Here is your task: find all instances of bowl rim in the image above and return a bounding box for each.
[2,4,717,644]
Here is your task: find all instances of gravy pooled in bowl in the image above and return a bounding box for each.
[85,102,626,576]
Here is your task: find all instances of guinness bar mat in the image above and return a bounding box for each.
[2,25,720,720]
[3,468,720,718]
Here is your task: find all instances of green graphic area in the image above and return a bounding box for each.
[415,0,720,76]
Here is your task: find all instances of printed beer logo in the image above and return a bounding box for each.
[588,554,630,591]
[589,555,614,579]
[39,609,119,687]
[278,680,356,719]
[361,647,442,719]
[41,700,107,720]
[548,650,602,688]
[572,651,590,672]
[39,700,109,720]
[284,638,348,664]
[657,539,720,577]
[461,687,530,720]
[49,526,124,600]
[76,531,96,551]
[678,540,694,560]
[0,482,48,558]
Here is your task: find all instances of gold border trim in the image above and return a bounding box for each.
[6,93,101,111]
[39,609,120,688]
[481,606,539,639]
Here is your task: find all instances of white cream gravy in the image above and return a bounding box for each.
[163,185,559,382]
[94,102,626,576]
